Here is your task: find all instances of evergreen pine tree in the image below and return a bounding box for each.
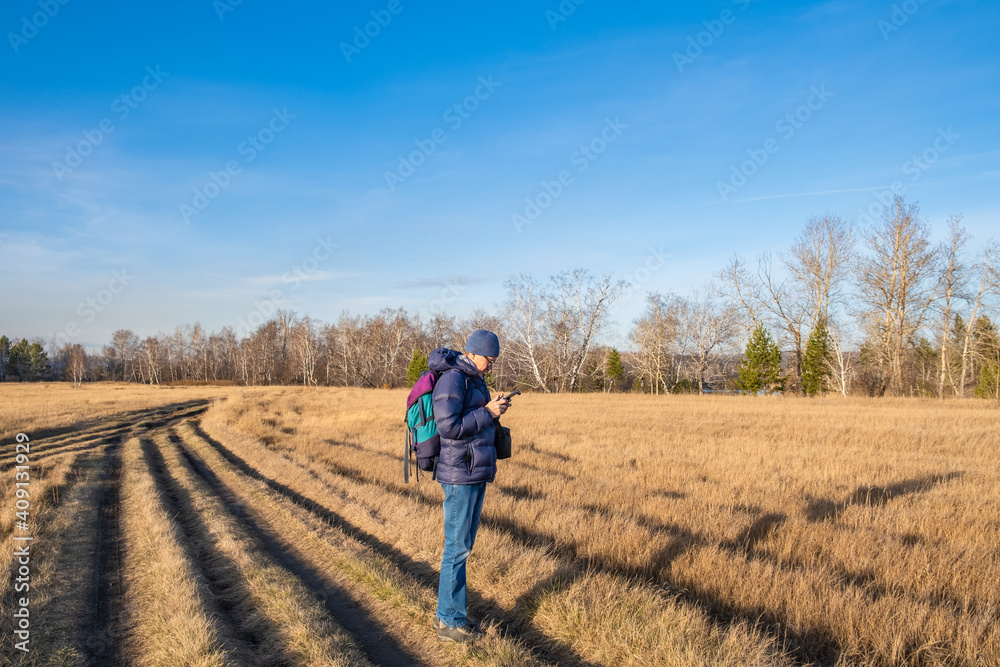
[406,349,429,387]
[974,316,1000,401]
[0,335,9,381]
[976,360,1000,401]
[27,342,49,380]
[8,338,29,380]
[801,318,832,396]
[736,324,784,395]
[606,348,625,392]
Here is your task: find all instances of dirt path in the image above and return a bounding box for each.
[85,442,126,667]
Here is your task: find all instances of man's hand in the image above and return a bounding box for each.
[486,394,509,418]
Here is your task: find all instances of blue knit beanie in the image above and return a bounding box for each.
[465,329,500,357]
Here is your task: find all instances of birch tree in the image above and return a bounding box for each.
[855,197,938,394]
[680,289,740,392]
[502,274,551,391]
[629,293,682,394]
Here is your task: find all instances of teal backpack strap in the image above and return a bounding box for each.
[403,421,411,484]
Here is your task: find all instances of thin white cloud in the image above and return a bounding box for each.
[244,270,359,286]
[730,183,949,203]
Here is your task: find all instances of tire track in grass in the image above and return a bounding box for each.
[0,429,131,471]
[85,406,212,666]
[153,427,383,667]
[85,441,127,667]
[0,402,209,471]
[0,439,119,655]
[1,444,129,665]
[167,429,425,667]
[1,400,211,446]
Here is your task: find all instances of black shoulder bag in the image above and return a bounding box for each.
[492,388,519,460]
[493,419,512,459]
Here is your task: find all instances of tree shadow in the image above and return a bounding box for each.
[495,483,544,501]
[524,442,572,462]
[805,472,965,522]
[726,512,787,555]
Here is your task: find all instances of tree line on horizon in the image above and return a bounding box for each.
[3,197,999,399]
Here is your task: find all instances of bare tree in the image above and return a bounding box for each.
[545,270,627,392]
[680,288,740,392]
[139,336,163,385]
[715,254,762,330]
[826,325,854,397]
[369,307,414,388]
[629,293,682,394]
[424,313,460,352]
[757,251,810,391]
[111,329,140,382]
[784,214,855,327]
[716,251,808,391]
[502,274,551,391]
[855,197,939,394]
[934,217,970,397]
[292,316,319,386]
[956,242,1000,396]
[68,344,86,387]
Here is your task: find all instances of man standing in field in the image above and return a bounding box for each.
[429,329,509,643]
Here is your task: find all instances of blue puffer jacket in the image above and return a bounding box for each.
[428,347,496,485]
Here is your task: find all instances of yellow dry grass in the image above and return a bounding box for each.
[206,388,999,666]
[1,382,997,666]
[0,382,233,441]
[120,435,235,667]
[148,429,374,666]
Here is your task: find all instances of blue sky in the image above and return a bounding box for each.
[2,0,998,349]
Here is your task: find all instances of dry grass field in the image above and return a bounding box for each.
[1,383,997,666]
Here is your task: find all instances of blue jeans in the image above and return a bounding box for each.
[436,482,487,628]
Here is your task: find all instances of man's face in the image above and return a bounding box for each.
[470,353,496,373]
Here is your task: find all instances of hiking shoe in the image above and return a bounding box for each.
[434,615,480,631]
[436,622,483,643]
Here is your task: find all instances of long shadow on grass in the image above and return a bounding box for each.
[142,437,298,667]
[213,431,982,665]
[190,423,839,665]
[187,423,603,667]
[805,473,965,522]
[166,433,424,667]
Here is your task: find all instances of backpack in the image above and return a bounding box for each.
[404,370,441,483]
